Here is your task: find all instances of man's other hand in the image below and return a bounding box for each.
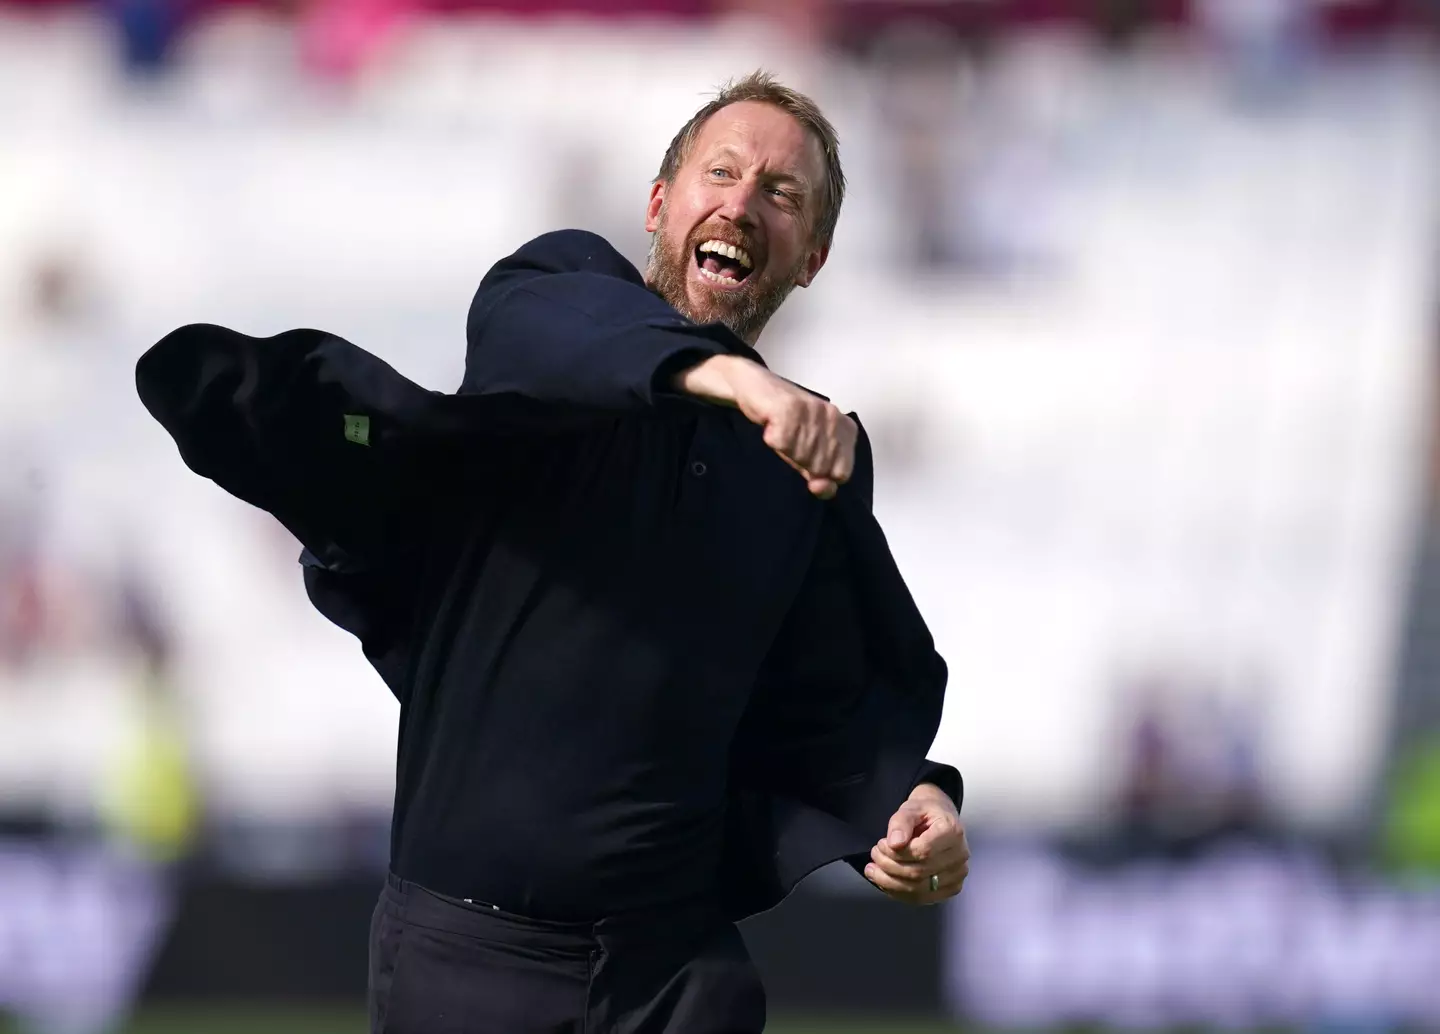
[675,355,856,500]
[864,783,970,905]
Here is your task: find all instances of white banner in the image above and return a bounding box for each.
[0,840,170,1034]
[948,842,1440,1029]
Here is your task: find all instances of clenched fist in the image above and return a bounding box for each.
[865,783,970,905]
[675,355,856,499]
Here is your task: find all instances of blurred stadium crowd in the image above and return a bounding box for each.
[2,0,1440,1031]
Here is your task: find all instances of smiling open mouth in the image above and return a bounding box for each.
[694,239,754,286]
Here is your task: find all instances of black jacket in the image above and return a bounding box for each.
[136,229,959,920]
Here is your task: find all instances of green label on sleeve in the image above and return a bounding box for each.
[343,414,371,446]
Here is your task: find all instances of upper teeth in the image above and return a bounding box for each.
[698,240,753,269]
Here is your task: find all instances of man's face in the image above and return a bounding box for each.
[645,101,831,345]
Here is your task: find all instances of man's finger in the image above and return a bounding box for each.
[816,413,850,481]
[763,419,798,457]
[772,440,844,498]
[791,418,822,473]
[865,858,965,904]
[863,862,924,899]
[831,438,855,484]
[877,818,969,863]
[928,868,968,899]
[887,805,923,849]
[904,815,964,861]
[869,852,973,904]
[775,452,815,483]
[870,844,928,882]
[818,441,852,487]
[880,839,964,869]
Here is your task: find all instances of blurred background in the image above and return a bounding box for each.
[2,0,1440,1031]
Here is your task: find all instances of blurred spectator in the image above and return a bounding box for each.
[0,250,97,674]
[1382,733,1440,879]
[99,0,189,77]
[99,570,200,865]
[296,0,417,83]
[0,526,45,672]
[1090,0,1162,49]
[868,21,980,274]
[717,0,829,49]
[1113,672,1270,860]
[1194,0,1316,105]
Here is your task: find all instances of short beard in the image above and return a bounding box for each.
[645,204,802,346]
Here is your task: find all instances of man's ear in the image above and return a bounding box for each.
[795,239,831,288]
[645,181,666,233]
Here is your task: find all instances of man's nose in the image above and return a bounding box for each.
[717,179,761,227]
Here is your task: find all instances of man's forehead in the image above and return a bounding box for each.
[691,102,824,182]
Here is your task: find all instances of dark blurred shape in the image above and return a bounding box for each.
[116,564,173,675]
[31,256,87,327]
[1112,673,1271,861]
[1116,697,1172,851]
[26,243,103,336]
[1091,0,1161,48]
[99,0,190,77]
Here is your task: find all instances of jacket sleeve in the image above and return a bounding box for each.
[135,323,455,577]
[459,231,748,419]
[734,557,961,831]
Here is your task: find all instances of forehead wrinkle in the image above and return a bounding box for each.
[700,144,746,167]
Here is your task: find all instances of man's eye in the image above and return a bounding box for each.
[710,168,731,178]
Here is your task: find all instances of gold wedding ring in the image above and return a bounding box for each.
[929,874,940,893]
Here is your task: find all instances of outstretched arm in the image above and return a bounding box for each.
[461,230,746,418]
[464,270,735,416]
[468,232,860,498]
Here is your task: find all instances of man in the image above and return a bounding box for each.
[137,72,968,1033]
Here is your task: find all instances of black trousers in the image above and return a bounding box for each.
[370,875,767,1033]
